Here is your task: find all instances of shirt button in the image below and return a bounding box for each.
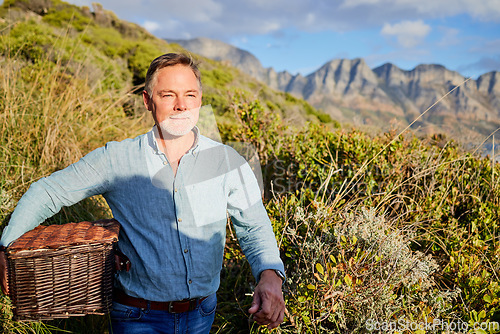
[174,188,178,192]
[184,249,188,253]
[188,280,192,284]
[178,218,182,222]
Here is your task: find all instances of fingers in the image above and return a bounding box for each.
[248,290,262,314]
[251,292,285,328]
[266,308,285,329]
[249,270,286,328]
[253,306,284,329]
[253,308,285,329]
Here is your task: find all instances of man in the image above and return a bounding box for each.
[0,53,285,333]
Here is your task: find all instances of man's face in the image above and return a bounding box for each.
[143,64,202,138]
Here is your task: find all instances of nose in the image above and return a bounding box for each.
[175,97,187,111]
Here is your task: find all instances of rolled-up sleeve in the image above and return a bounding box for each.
[0,146,111,246]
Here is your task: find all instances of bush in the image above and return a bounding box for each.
[42,4,93,31]
[202,68,234,87]
[281,206,458,333]
[0,20,54,63]
[222,96,500,331]
[126,41,163,86]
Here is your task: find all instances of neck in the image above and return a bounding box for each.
[155,126,195,158]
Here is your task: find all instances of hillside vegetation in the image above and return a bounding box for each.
[0,1,499,333]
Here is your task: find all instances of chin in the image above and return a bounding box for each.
[158,121,194,137]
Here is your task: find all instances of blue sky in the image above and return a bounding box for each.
[66,0,500,79]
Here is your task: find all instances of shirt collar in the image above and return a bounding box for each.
[188,126,200,154]
[149,125,200,156]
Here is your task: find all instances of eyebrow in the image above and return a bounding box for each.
[157,89,199,94]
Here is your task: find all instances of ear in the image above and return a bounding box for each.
[143,90,151,111]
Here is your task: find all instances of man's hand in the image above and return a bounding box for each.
[0,249,8,296]
[248,269,285,329]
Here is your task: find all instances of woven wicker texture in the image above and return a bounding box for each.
[6,219,120,320]
[8,220,120,252]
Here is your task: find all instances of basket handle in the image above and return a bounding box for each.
[93,219,117,228]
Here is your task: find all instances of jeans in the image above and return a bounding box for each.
[110,293,216,334]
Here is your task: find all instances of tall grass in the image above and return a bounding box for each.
[0,25,151,332]
[1,60,146,194]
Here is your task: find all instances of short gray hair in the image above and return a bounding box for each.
[144,53,202,96]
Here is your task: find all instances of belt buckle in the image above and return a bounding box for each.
[168,301,177,313]
[189,298,198,311]
[167,298,200,313]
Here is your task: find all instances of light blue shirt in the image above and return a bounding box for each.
[1,127,284,301]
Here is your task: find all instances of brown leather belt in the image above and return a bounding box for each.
[113,289,208,313]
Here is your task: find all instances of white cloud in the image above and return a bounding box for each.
[260,21,282,34]
[381,20,431,48]
[456,0,500,21]
[230,37,248,46]
[341,0,500,21]
[470,39,500,53]
[437,27,461,47]
[62,0,500,43]
[65,0,92,5]
[365,49,432,70]
[458,55,500,77]
[59,0,498,80]
[142,20,160,33]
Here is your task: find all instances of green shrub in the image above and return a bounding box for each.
[42,5,93,31]
[222,96,500,331]
[281,206,458,333]
[202,92,231,116]
[0,20,54,63]
[202,68,234,87]
[82,26,125,58]
[127,41,164,86]
[316,112,332,123]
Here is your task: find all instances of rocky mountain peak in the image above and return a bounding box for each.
[374,63,406,84]
[167,37,266,79]
[477,71,500,95]
[304,58,379,99]
[409,64,465,86]
[172,36,500,137]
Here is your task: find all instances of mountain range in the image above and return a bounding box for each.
[168,37,500,140]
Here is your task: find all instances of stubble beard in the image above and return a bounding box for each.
[157,111,197,137]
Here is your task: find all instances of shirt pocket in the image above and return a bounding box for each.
[184,174,227,227]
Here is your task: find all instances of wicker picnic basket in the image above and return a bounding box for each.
[5,219,120,320]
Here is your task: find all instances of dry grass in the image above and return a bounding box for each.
[0,31,151,332]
